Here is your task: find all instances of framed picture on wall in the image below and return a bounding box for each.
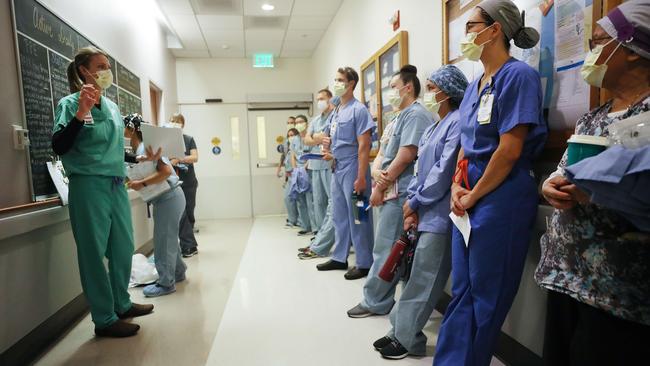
[360,31,408,138]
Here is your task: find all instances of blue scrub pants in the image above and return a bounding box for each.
[296,191,312,232]
[387,231,451,355]
[330,158,374,269]
[283,180,299,225]
[306,170,318,231]
[360,195,406,314]
[151,188,187,287]
[309,168,331,230]
[433,161,538,366]
[310,197,335,256]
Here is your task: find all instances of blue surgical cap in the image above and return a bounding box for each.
[427,65,469,106]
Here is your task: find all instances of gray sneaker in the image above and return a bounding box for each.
[347,303,376,318]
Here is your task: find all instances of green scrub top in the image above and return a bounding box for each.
[53,93,126,177]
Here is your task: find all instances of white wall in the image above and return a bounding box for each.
[176,58,313,104]
[311,0,442,100]
[40,0,178,122]
[0,0,175,354]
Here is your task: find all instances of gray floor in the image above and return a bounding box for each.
[34,216,505,366]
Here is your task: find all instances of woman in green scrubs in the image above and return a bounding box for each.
[51,47,153,338]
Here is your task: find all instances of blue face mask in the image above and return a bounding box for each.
[331,95,341,106]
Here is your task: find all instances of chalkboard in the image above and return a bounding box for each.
[17,34,56,197]
[11,0,143,200]
[117,62,141,97]
[118,89,143,116]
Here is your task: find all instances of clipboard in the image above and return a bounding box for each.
[140,124,186,158]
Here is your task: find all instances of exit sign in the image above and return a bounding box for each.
[253,53,274,68]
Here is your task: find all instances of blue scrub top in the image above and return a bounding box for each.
[459,58,547,165]
[290,135,309,168]
[306,111,333,170]
[330,98,375,161]
[407,110,462,234]
[381,101,432,193]
[283,142,293,172]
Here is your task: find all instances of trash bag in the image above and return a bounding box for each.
[129,253,158,288]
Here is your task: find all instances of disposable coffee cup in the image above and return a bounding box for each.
[566,135,609,165]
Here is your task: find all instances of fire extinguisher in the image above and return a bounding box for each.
[378,229,417,282]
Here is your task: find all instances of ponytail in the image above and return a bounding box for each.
[66,46,108,93]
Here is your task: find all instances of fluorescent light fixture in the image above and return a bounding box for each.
[261,3,275,11]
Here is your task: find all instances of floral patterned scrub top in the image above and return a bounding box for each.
[535,97,650,325]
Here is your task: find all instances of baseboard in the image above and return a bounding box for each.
[0,240,154,366]
[435,293,543,366]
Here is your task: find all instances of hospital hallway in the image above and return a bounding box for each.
[32,217,505,366]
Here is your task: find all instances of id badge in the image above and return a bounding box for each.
[83,111,94,125]
[477,93,494,125]
[330,121,338,137]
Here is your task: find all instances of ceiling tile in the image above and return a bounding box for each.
[245,40,282,56]
[287,16,332,30]
[282,39,319,51]
[291,0,342,16]
[280,50,312,58]
[197,15,244,30]
[190,0,243,15]
[243,0,293,16]
[157,0,195,15]
[207,46,246,57]
[172,49,211,58]
[245,29,286,41]
[284,29,323,41]
[204,30,245,45]
[167,14,207,50]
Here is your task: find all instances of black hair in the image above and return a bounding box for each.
[123,113,144,141]
[479,8,511,51]
[318,88,333,98]
[394,64,421,98]
[337,66,360,90]
[295,114,308,123]
[287,128,300,137]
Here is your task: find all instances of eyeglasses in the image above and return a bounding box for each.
[465,21,488,33]
[588,37,614,51]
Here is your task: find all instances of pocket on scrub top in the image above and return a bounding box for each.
[336,119,356,144]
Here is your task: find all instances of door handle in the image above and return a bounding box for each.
[256,163,280,168]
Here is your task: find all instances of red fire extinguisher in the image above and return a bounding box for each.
[378,229,416,282]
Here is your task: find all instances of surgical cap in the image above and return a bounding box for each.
[479,0,540,49]
[427,65,469,106]
[597,0,650,60]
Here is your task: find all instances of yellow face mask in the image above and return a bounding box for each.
[580,38,621,88]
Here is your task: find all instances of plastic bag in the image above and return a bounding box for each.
[608,111,650,148]
[129,253,158,288]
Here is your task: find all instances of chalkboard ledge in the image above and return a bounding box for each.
[0,190,143,241]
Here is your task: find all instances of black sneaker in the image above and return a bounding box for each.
[380,340,409,360]
[344,267,369,280]
[298,230,314,236]
[316,259,348,271]
[182,247,198,258]
[373,336,393,351]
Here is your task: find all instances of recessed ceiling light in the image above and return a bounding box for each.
[222,44,230,49]
[261,3,275,11]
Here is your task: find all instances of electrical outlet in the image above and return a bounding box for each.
[12,125,30,150]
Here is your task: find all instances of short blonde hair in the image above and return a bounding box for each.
[170,113,185,126]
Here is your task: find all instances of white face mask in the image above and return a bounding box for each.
[460,25,494,62]
[333,81,347,97]
[387,86,407,109]
[423,91,448,115]
[317,100,328,111]
[84,68,113,90]
[581,39,621,88]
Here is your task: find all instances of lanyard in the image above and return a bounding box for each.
[453,159,472,190]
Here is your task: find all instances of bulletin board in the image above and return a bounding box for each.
[9,0,143,204]
[360,31,409,137]
[442,0,608,161]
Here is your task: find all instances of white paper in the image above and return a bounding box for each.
[366,69,376,84]
[392,52,400,72]
[450,212,472,247]
[140,124,186,159]
[46,161,69,205]
[549,65,589,129]
[127,161,171,202]
[555,0,587,68]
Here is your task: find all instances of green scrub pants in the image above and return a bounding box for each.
[68,175,133,329]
